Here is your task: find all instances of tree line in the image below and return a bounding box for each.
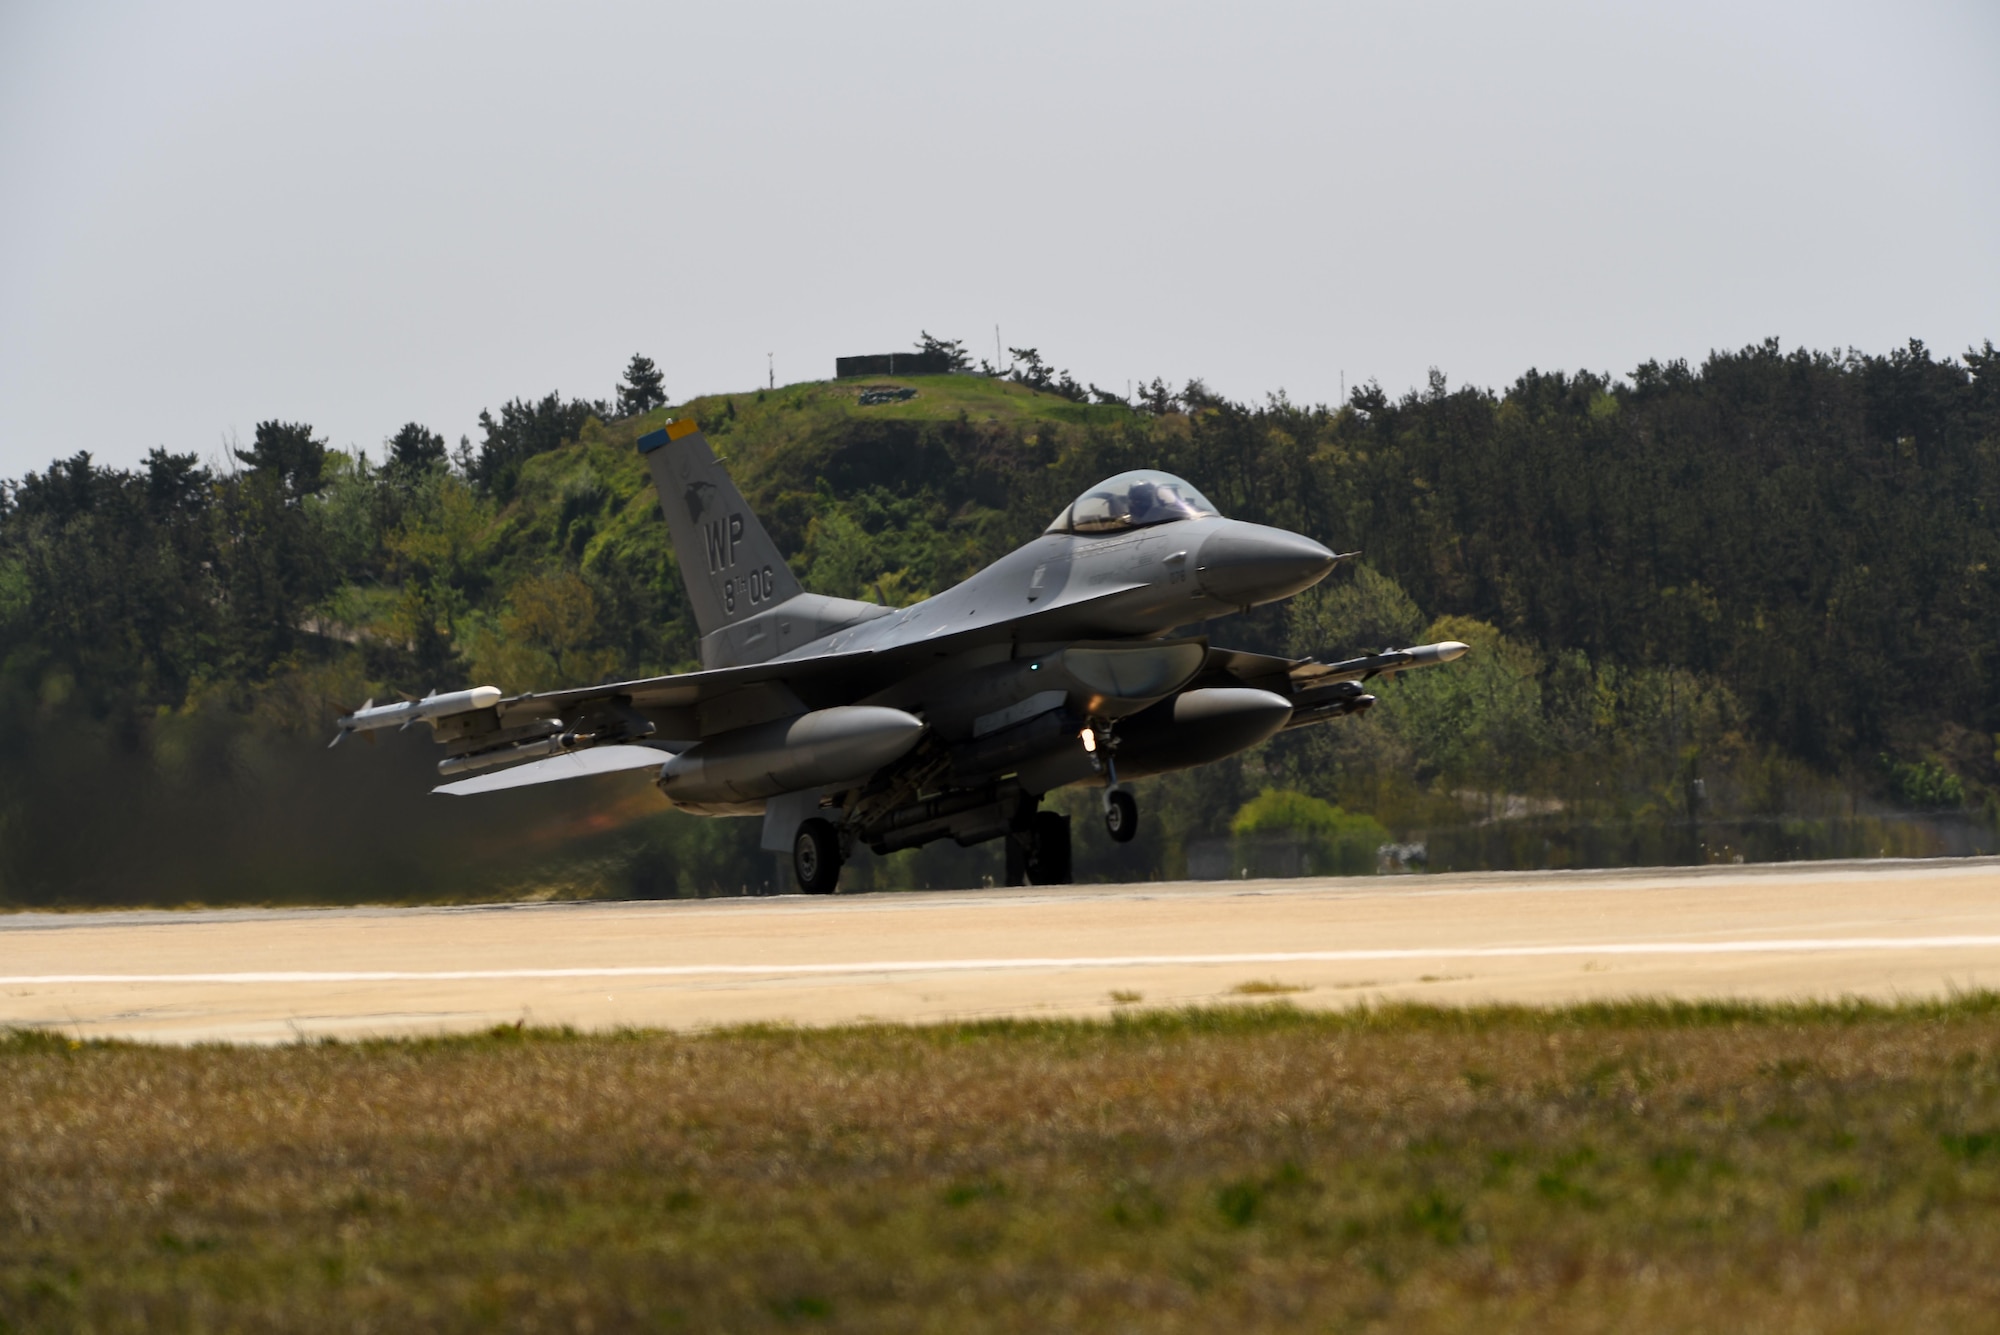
[0,336,1993,902]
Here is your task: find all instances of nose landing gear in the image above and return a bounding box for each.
[1103,788,1138,843]
[1091,722,1138,844]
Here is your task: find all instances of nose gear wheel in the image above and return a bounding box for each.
[1104,789,1138,843]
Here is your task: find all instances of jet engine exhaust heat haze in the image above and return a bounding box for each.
[336,417,1468,891]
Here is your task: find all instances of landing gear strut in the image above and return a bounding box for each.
[1004,802,1072,886]
[1094,725,1138,844]
[793,818,842,894]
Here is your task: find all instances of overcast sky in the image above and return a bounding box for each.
[2,1,1995,478]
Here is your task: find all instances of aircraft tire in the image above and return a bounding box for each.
[1028,811,1072,885]
[1104,789,1138,843]
[793,818,842,894]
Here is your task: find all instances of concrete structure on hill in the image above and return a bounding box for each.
[836,351,954,377]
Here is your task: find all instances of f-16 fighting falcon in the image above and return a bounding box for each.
[334,417,1468,892]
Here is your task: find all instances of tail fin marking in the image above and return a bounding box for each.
[638,420,804,641]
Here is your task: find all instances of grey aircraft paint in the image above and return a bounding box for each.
[338,417,1467,892]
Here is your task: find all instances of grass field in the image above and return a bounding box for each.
[7,999,2000,1332]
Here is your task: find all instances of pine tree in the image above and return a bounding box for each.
[232,420,326,499]
[386,422,447,478]
[617,354,666,417]
[915,331,970,371]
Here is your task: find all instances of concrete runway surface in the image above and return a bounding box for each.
[5,857,2000,1044]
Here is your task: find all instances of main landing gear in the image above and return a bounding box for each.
[1004,804,1072,886]
[793,818,842,894]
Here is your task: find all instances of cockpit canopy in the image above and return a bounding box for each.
[1046,471,1221,535]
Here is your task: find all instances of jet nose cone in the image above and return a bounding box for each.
[1196,524,1339,607]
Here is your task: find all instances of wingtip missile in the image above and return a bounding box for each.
[1366,640,1471,675]
[327,699,373,747]
[1289,640,1472,688]
[332,686,504,743]
[1403,640,1470,666]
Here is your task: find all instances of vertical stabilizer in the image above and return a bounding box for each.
[638,420,804,640]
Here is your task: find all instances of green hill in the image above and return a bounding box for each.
[3,339,1996,905]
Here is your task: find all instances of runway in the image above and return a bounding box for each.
[6,857,2000,1043]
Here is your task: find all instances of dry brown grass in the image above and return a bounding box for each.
[6,1000,2000,1332]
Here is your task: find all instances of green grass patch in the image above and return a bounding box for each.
[8,998,2000,1330]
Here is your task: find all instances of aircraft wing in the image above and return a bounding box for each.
[335,645,891,784]
[489,647,883,726]
[342,609,1079,785]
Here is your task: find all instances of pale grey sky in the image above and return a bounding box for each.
[2,1,1995,478]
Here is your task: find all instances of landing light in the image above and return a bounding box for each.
[1080,728,1097,753]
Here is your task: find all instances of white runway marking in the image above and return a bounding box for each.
[12,934,2000,986]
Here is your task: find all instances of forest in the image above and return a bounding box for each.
[2,337,1996,904]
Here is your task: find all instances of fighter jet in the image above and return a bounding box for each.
[333,417,1468,891]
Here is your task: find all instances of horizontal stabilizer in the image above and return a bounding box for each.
[432,745,673,796]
